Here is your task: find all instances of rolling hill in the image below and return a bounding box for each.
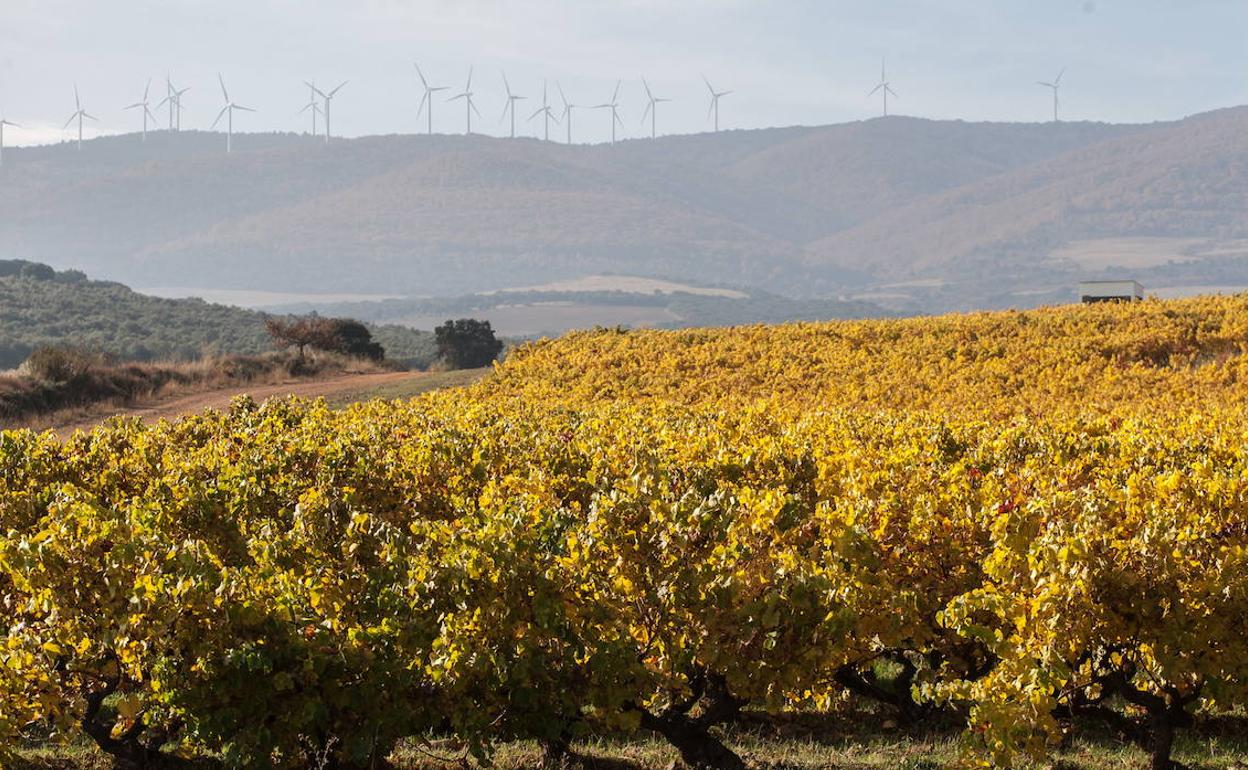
[0,108,1244,312]
[0,260,436,370]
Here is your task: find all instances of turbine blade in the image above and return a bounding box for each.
[211,106,228,129]
[417,91,429,118]
[471,99,482,118]
[642,78,653,101]
[74,84,80,110]
[869,84,884,96]
[328,81,348,97]
[125,102,143,110]
[156,95,171,108]
[527,105,544,121]
[502,70,512,97]
[63,114,77,129]
[611,79,621,104]
[82,112,98,121]
[144,78,151,101]
[557,82,569,108]
[415,63,429,89]
[465,65,473,91]
[642,101,652,122]
[448,93,466,102]
[701,74,714,95]
[218,73,230,102]
[234,105,255,112]
[1055,68,1065,85]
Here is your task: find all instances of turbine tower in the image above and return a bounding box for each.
[869,59,898,117]
[527,80,559,142]
[499,72,526,139]
[557,81,579,145]
[1037,69,1064,122]
[158,77,190,131]
[63,85,97,151]
[415,63,448,135]
[212,74,254,153]
[124,79,159,142]
[0,116,18,167]
[593,80,624,144]
[299,80,322,136]
[702,75,731,132]
[307,80,347,142]
[448,66,480,135]
[640,78,670,139]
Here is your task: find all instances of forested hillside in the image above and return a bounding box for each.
[0,261,436,369]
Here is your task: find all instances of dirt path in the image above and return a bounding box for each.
[51,370,424,438]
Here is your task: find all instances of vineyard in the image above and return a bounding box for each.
[5,295,1248,769]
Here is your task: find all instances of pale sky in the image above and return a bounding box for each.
[1,0,1244,146]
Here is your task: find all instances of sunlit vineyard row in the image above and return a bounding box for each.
[488,293,1248,419]
[4,296,1248,769]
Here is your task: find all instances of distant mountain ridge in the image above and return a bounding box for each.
[1,109,1245,312]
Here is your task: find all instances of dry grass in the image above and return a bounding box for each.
[325,366,491,406]
[14,711,1248,770]
[0,351,395,430]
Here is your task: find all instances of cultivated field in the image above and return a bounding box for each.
[5,295,1248,769]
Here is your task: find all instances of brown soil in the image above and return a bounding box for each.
[46,370,423,438]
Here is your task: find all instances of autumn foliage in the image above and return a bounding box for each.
[5,294,1248,769]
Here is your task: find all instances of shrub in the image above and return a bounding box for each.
[20,345,108,382]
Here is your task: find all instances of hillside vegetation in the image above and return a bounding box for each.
[0,261,437,369]
[5,294,1248,770]
[486,292,1248,418]
[11,112,1248,311]
[0,347,389,426]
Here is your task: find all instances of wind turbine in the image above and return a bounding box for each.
[640,77,670,139]
[299,80,322,136]
[212,74,254,153]
[702,75,731,132]
[557,81,579,144]
[499,72,526,139]
[1037,69,1064,122]
[124,79,159,142]
[415,63,448,135]
[157,77,190,131]
[593,80,624,144]
[307,80,347,142]
[0,116,18,167]
[63,85,97,151]
[448,67,481,135]
[869,59,898,117]
[527,80,559,142]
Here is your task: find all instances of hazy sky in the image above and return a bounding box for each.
[1,1,1244,146]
